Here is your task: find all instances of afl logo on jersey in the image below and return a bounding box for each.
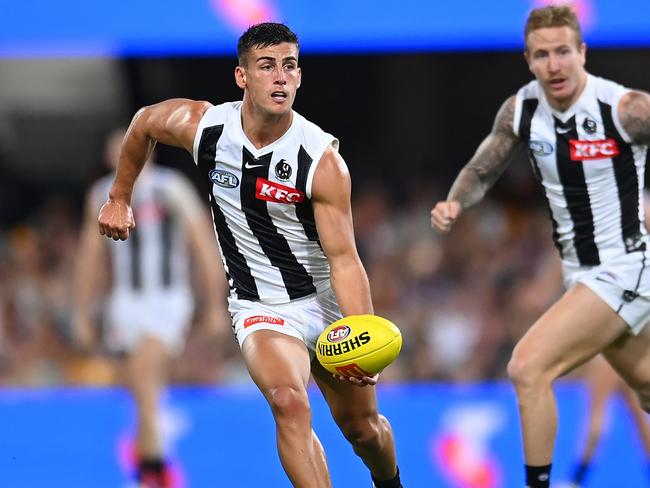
[529,140,553,156]
[209,169,239,188]
[275,160,292,181]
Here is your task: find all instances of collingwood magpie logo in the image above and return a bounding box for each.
[275,160,292,180]
[582,117,597,134]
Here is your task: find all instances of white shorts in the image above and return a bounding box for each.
[106,288,194,354]
[563,250,650,334]
[229,288,342,354]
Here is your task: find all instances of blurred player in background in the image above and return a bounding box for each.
[73,128,227,488]
[431,5,650,488]
[95,23,402,488]
[559,356,650,488]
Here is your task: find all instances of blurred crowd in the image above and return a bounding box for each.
[0,165,567,387]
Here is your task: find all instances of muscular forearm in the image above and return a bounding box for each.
[447,166,493,210]
[330,258,373,317]
[446,95,518,209]
[110,110,157,203]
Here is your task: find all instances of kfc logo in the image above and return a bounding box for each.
[570,139,620,161]
[243,315,285,328]
[256,178,305,204]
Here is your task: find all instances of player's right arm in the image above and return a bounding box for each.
[73,184,109,352]
[431,95,519,233]
[98,98,212,241]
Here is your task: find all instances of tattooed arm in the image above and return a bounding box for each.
[619,90,650,146]
[431,95,520,233]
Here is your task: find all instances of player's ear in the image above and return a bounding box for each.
[523,51,533,73]
[296,67,302,89]
[235,66,247,89]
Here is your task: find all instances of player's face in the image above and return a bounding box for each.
[525,26,587,111]
[236,42,301,117]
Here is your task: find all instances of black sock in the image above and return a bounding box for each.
[525,464,551,488]
[572,460,590,484]
[137,457,164,481]
[372,466,402,488]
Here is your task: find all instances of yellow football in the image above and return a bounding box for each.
[316,315,402,377]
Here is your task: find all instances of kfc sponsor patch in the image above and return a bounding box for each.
[255,178,305,204]
[569,139,619,161]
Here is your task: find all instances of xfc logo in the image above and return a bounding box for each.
[569,139,619,161]
[255,178,305,204]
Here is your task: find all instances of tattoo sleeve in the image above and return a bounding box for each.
[447,96,520,209]
[619,91,650,146]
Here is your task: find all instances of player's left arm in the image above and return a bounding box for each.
[312,146,373,317]
[619,90,650,145]
[312,146,377,386]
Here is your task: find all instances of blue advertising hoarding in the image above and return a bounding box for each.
[3,1,650,57]
[0,383,646,487]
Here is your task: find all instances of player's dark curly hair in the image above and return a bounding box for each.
[237,23,299,66]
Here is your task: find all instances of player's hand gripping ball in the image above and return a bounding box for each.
[316,315,402,377]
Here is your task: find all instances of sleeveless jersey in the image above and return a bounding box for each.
[92,166,201,294]
[513,74,648,267]
[192,101,337,304]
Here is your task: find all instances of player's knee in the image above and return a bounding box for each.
[506,349,545,391]
[267,385,310,420]
[339,414,382,451]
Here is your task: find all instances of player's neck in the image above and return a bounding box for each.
[241,101,293,149]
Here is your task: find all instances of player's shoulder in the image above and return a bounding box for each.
[516,78,542,101]
[199,100,242,125]
[293,111,340,153]
[589,73,629,103]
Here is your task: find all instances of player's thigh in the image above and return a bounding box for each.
[513,283,628,378]
[242,329,313,395]
[603,322,650,389]
[311,358,378,423]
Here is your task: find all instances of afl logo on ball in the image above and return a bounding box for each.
[327,325,351,343]
[275,160,292,180]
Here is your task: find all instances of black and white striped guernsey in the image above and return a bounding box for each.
[192,101,338,304]
[93,166,201,294]
[514,74,649,267]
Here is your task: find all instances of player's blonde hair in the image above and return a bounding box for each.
[524,5,583,51]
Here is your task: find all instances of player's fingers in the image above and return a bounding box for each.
[334,374,362,386]
[447,202,461,220]
[431,212,451,233]
[117,226,129,241]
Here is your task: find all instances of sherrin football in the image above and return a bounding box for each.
[316,315,402,377]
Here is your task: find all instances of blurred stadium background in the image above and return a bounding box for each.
[1,1,650,486]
